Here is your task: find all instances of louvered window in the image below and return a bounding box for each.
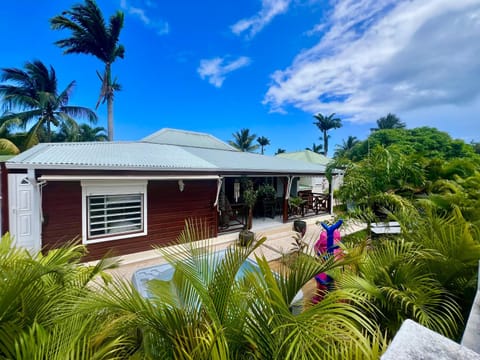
[87,194,144,238]
[82,180,148,244]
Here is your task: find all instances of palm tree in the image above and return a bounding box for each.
[55,123,108,142]
[256,136,270,154]
[51,0,125,141]
[228,128,259,152]
[334,136,360,158]
[0,60,97,147]
[374,113,406,130]
[306,142,322,153]
[313,113,342,156]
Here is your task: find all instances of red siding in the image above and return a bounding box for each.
[41,180,218,260]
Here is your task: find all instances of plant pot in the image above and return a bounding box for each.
[293,220,307,236]
[239,230,255,247]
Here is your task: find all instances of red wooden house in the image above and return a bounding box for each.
[3,129,333,259]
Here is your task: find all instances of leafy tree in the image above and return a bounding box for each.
[333,146,425,217]
[256,136,270,155]
[374,113,406,130]
[275,148,286,155]
[347,127,477,161]
[313,113,342,156]
[228,128,259,152]
[0,60,97,148]
[306,142,322,153]
[51,0,125,141]
[334,136,360,158]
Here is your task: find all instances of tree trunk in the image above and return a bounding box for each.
[107,95,114,141]
[323,129,328,156]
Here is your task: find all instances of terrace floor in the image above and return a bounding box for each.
[104,215,367,286]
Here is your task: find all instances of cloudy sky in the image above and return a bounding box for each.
[0,0,479,155]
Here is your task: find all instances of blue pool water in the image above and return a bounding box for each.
[132,249,304,314]
[132,249,260,298]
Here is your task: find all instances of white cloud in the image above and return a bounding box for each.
[198,56,252,87]
[231,0,291,38]
[120,0,169,35]
[264,0,480,124]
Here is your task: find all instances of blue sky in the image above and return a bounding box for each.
[1,0,479,155]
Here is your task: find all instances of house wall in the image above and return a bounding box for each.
[41,179,218,260]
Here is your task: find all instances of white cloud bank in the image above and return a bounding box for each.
[120,0,169,35]
[231,0,291,38]
[264,0,480,123]
[198,56,252,87]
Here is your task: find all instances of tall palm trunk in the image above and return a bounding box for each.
[107,95,114,141]
[105,63,114,141]
[323,129,328,156]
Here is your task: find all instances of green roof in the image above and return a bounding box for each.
[275,150,331,165]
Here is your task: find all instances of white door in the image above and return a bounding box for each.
[8,174,40,253]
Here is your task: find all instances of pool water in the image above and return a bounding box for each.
[132,249,304,314]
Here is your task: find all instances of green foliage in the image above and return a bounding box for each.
[229,128,259,152]
[313,113,342,156]
[0,60,97,147]
[71,220,378,359]
[256,136,270,154]
[374,113,405,130]
[334,146,424,217]
[51,0,125,141]
[348,127,477,161]
[0,234,119,358]
[338,238,462,339]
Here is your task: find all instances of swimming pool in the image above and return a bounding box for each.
[131,249,304,313]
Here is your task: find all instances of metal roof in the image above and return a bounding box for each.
[275,150,331,165]
[142,128,237,151]
[6,129,327,175]
[180,147,326,174]
[7,142,217,170]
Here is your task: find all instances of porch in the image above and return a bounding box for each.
[217,176,331,234]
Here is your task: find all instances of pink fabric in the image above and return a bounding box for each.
[314,229,342,258]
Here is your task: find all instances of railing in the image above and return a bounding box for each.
[289,191,330,219]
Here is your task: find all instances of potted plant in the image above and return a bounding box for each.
[289,196,307,234]
[239,181,258,246]
[258,183,277,218]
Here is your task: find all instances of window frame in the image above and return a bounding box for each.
[81,180,148,244]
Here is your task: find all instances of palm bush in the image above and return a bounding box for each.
[337,238,462,339]
[0,234,119,358]
[73,221,379,359]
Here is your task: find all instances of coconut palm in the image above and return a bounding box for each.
[55,123,108,142]
[313,113,342,156]
[374,113,406,130]
[228,128,259,152]
[0,60,97,147]
[256,136,270,154]
[51,0,125,141]
[306,142,322,153]
[334,136,360,158]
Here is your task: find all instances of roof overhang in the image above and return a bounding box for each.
[37,175,221,182]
